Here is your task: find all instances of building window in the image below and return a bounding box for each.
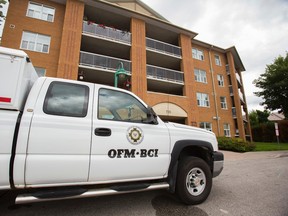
[217,74,224,87]
[197,93,210,107]
[34,67,46,77]
[215,55,221,66]
[199,122,212,132]
[224,123,231,137]
[27,1,55,22]
[220,96,227,109]
[194,69,207,83]
[20,31,51,53]
[192,48,204,61]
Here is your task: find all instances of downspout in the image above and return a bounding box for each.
[208,46,221,136]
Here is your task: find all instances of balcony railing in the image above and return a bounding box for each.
[232,107,237,118]
[226,64,230,75]
[229,85,234,96]
[79,51,131,73]
[146,37,181,57]
[235,129,239,137]
[147,65,184,83]
[82,21,131,44]
[235,72,242,86]
[238,90,245,104]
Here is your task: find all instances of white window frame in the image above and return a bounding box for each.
[197,93,210,107]
[194,69,207,83]
[224,124,231,137]
[215,54,221,66]
[220,96,228,109]
[27,1,55,22]
[199,122,212,132]
[20,31,51,53]
[217,74,224,87]
[192,48,204,61]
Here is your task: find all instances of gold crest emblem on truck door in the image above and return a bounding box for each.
[127,126,144,145]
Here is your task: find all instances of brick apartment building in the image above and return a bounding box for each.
[1,0,252,140]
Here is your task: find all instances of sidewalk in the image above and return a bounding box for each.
[220,150,288,161]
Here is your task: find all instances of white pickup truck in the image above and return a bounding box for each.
[0,47,223,205]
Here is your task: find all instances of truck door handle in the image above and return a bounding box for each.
[95,128,111,136]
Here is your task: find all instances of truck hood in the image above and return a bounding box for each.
[165,122,218,151]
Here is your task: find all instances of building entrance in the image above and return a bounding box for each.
[153,102,187,125]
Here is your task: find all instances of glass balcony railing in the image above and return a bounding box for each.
[147,65,184,83]
[82,21,131,44]
[146,37,181,57]
[79,51,131,73]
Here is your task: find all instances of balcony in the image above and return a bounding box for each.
[82,21,131,45]
[146,37,181,58]
[235,71,242,86]
[147,65,184,96]
[226,64,230,75]
[229,85,234,96]
[238,90,245,104]
[79,51,131,72]
[78,51,131,86]
[147,65,184,84]
[235,129,239,137]
[232,107,237,118]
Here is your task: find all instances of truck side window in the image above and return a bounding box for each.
[43,81,89,117]
[98,88,148,123]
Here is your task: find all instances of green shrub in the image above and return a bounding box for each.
[217,137,256,152]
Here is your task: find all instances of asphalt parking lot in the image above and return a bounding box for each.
[1,151,288,216]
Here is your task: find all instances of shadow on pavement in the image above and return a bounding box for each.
[151,193,208,216]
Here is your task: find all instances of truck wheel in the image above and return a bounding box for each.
[176,156,212,205]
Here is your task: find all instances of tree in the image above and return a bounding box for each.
[248,109,270,128]
[0,0,7,26]
[254,53,288,119]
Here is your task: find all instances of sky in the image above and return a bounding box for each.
[141,0,288,112]
[1,1,288,112]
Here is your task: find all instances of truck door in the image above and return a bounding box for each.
[25,80,94,186]
[89,87,170,183]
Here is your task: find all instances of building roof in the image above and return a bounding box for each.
[268,112,285,121]
[105,0,169,21]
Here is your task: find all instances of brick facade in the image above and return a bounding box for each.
[1,0,252,140]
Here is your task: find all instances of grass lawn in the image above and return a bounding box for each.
[254,142,288,151]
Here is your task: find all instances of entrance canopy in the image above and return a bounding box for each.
[153,102,187,117]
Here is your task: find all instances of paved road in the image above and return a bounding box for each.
[1,151,288,216]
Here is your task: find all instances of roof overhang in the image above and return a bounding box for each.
[226,46,246,72]
[50,0,198,39]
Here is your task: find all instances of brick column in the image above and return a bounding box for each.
[57,0,84,80]
[130,18,147,101]
[179,34,195,125]
[227,52,246,140]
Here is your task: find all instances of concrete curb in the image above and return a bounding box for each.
[220,150,288,161]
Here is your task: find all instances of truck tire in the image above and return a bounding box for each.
[176,156,212,205]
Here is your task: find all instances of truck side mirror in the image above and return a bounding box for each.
[145,106,158,125]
